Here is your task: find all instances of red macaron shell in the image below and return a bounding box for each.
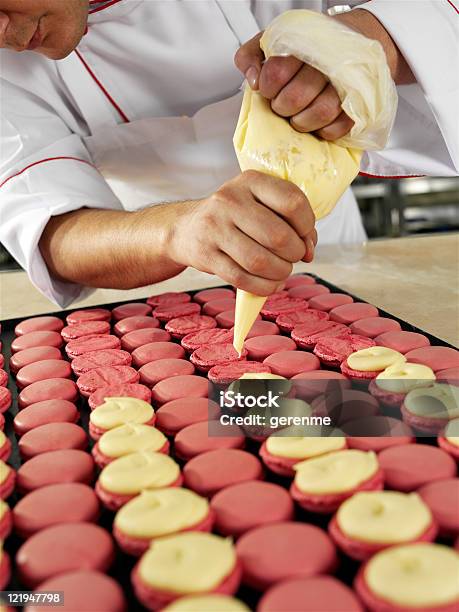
[95,473,183,512]
[378,444,456,492]
[404,346,459,372]
[0,354,3,370]
[193,288,235,304]
[276,309,329,333]
[202,298,236,316]
[0,437,11,463]
[13,483,99,539]
[16,359,72,389]
[174,420,245,461]
[88,383,152,410]
[375,330,430,354]
[18,378,78,410]
[165,314,217,339]
[285,275,316,288]
[154,302,200,322]
[113,316,159,337]
[211,480,294,538]
[121,328,171,352]
[147,292,191,308]
[418,478,459,537]
[183,449,263,497]
[368,379,406,408]
[216,310,261,329]
[66,335,121,358]
[66,308,111,325]
[112,302,152,321]
[400,400,452,435]
[0,465,16,500]
[438,436,459,460]
[0,505,12,541]
[77,366,140,397]
[244,335,297,361]
[261,297,309,321]
[151,375,208,406]
[89,413,156,443]
[17,449,94,494]
[350,316,402,338]
[0,370,7,387]
[236,522,337,591]
[15,316,64,336]
[19,422,88,461]
[258,576,364,612]
[9,350,51,380]
[61,321,110,342]
[329,303,379,325]
[0,550,10,589]
[340,360,381,382]
[11,331,63,354]
[191,344,247,372]
[71,349,132,376]
[132,342,185,367]
[27,570,126,612]
[0,387,11,414]
[246,320,280,339]
[290,468,384,514]
[139,359,195,387]
[181,329,234,353]
[13,399,79,437]
[344,416,415,452]
[437,367,459,384]
[291,371,351,403]
[155,398,220,436]
[91,437,169,469]
[291,320,350,350]
[0,413,4,430]
[208,361,272,386]
[16,522,115,588]
[314,335,376,368]
[287,285,330,300]
[308,293,354,312]
[258,440,347,478]
[263,350,320,378]
[328,513,438,562]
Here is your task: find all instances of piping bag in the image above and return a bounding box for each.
[232,10,397,356]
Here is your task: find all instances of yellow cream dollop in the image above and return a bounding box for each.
[98,423,167,458]
[163,595,250,612]
[445,417,459,447]
[0,461,11,485]
[266,431,346,459]
[405,383,459,420]
[239,373,286,380]
[347,347,405,372]
[376,362,435,394]
[90,397,154,431]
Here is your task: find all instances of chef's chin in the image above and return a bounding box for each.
[37,4,88,59]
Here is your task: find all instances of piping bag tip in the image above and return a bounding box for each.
[233,289,268,355]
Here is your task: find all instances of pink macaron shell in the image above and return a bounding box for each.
[18,378,78,410]
[153,302,200,322]
[246,320,280,339]
[263,350,320,378]
[183,449,263,497]
[368,378,406,409]
[113,316,160,337]
[0,370,8,388]
[181,329,234,353]
[404,346,459,372]
[16,359,72,389]
[261,298,309,322]
[375,330,430,354]
[418,478,459,537]
[77,366,140,397]
[216,310,261,329]
[65,335,121,359]
[60,321,110,342]
[151,375,209,406]
[11,331,64,354]
[245,335,297,361]
[313,335,376,368]
[208,361,272,386]
[15,316,64,336]
[70,349,132,376]
[19,422,88,461]
[276,309,329,333]
[308,293,354,312]
[193,288,235,304]
[87,383,152,411]
[378,444,456,491]
[132,342,185,368]
[190,344,247,372]
[66,308,111,325]
[291,371,351,403]
[120,328,171,352]
[112,302,152,322]
[349,316,402,338]
[139,358,195,387]
[165,314,217,339]
[13,399,79,437]
[0,387,12,414]
[155,398,220,437]
[344,415,414,452]
[436,367,459,384]
[329,303,379,325]
[202,298,236,317]
[146,292,191,308]
[284,275,316,288]
[174,419,245,461]
[292,321,351,350]
[287,285,330,300]
[312,390,380,426]
[236,522,337,591]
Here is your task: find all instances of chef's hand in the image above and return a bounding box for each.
[234,32,354,141]
[169,170,317,296]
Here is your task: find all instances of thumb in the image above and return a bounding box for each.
[234,32,264,90]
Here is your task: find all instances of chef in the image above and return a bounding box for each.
[0,1,457,307]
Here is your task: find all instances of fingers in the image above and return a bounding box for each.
[290,83,343,133]
[234,33,264,89]
[270,64,327,117]
[212,251,282,296]
[316,111,354,141]
[258,55,303,99]
[302,228,318,263]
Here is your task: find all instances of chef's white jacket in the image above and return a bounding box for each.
[0,0,458,307]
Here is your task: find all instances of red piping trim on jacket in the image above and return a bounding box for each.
[89,0,124,14]
[0,157,95,189]
[445,0,458,15]
[74,49,130,123]
[358,172,424,179]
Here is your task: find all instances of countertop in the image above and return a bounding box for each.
[1,233,458,347]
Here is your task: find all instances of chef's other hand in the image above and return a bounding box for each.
[169,170,317,296]
[234,32,354,141]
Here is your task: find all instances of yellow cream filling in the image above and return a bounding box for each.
[163,595,250,612]
[266,432,345,459]
[99,451,180,495]
[366,544,459,608]
[239,373,286,380]
[138,532,236,594]
[444,417,459,447]
[98,423,167,458]
[90,397,154,430]
[376,363,435,394]
[0,461,10,485]
[337,491,432,544]
[347,347,405,372]
[0,500,8,520]
[114,488,209,538]
[405,384,459,420]
[294,450,378,494]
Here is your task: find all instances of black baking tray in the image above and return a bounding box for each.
[0,274,456,611]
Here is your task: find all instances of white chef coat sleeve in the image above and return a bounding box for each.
[0,78,123,308]
[357,0,459,177]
